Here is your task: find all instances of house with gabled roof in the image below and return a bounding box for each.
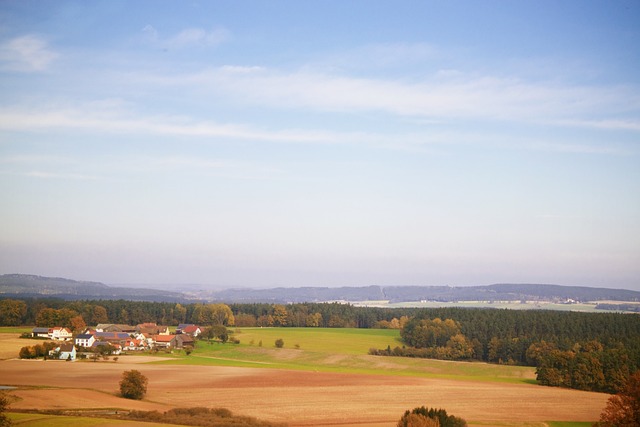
[75,333,96,348]
[136,323,170,336]
[152,334,177,349]
[181,325,201,337]
[94,331,130,346]
[49,327,73,341]
[50,343,76,360]
[175,334,195,349]
[124,338,149,351]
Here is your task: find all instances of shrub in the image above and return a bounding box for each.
[0,393,10,427]
[275,338,284,348]
[398,407,466,427]
[119,370,148,400]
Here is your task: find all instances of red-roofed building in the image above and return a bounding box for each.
[152,334,177,349]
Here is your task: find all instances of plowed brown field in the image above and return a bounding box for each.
[0,356,607,426]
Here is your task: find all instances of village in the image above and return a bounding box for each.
[28,323,202,361]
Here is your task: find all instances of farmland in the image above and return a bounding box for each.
[0,327,609,426]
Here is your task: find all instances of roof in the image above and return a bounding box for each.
[59,343,75,352]
[153,334,176,342]
[76,334,94,339]
[177,324,195,330]
[183,325,200,333]
[32,327,49,333]
[95,332,130,339]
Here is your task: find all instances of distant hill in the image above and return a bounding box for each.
[1,274,639,305]
[209,283,640,304]
[0,274,191,302]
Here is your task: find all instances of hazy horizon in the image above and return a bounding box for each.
[1,2,639,290]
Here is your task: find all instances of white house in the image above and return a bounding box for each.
[49,327,73,341]
[50,343,76,360]
[75,333,96,348]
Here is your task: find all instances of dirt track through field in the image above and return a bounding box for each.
[0,356,608,426]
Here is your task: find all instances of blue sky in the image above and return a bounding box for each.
[1,1,639,290]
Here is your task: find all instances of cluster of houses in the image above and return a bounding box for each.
[32,323,202,361]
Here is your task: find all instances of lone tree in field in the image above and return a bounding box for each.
[275,338,284,348]
[597,371,640,426]
[119,370,148,400]
[398,407,466,427]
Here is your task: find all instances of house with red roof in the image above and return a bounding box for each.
[152,334,177,349]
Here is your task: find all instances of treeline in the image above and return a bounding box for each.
[0,298,420,329]
[380,308,640,393]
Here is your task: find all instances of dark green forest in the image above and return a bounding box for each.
[1,297,639,393]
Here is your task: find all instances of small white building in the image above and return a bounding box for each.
[75,333,96,348]
[50,343,76,360]
[49,327,73,341]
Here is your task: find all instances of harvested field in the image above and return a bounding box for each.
[0,357,608,426]
[0,332,41,359]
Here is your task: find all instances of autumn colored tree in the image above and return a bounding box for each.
[119,370,148,400]
[397,413,439,427]
[91,305,108,324]
[35,308,78,328]
[397,407,466,427]
[69,315,86,333]
[305,312,322,327]
[597,371,640,426]
[272,305,288,326]
[192,303,235,326]
[0,299,27,326]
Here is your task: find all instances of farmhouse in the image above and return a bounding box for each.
[49,327,73,341]
[152,334,177,349]
[179,324,202,337]
[75,333,96,348]
[94,331,130,346]
[136,322,171,336]
[32,327,73,340]
[49,343,76,360]
[124,338,149,351]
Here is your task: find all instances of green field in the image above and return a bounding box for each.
[152,327,536,384]
[0,326,32,334]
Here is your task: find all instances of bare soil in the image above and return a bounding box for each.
[0,356,608,426]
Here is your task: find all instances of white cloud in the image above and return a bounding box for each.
[163,66,640,128]
[0,35,58,72]
[168,27,229,48]
[0,106,338,143]
[141,26,230,49]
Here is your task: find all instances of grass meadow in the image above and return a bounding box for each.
[152,327,537,384]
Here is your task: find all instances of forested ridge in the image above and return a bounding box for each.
[1,297,638,393]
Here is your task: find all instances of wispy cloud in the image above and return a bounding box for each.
[157,66,640,129]
[0,35,58,72]
[141,25,230,49]
[0,106,341,144]
[0,105,627,156]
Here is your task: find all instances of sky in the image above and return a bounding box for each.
[0,1,639,290]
